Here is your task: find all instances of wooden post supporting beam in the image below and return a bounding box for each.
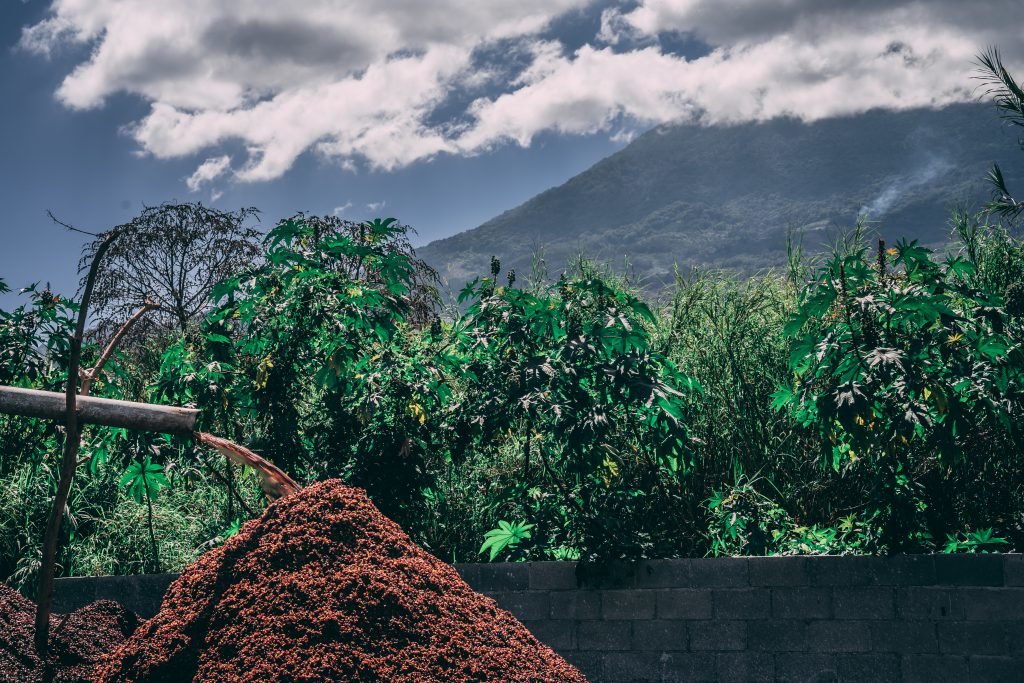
[0,386,198,435]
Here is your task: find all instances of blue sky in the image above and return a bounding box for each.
[2,0,1022,303]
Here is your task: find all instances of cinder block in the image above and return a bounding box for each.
[550,590,601,620]
[578,620,632,651]
[575,561,636,589]
[874,554,936,585]
[772,587,832,619]
[807,556,876,586]
[601,653,664,682]
[688,558,748,587]
[529,561,579,590]
[773,653,838,683]
[869,621,939,654]
[901,654,969,682]
[1005,555,1024,587]
[487,590,550,621]
[748,557,808,586]
[603,653,717,683]
[807,621,871,653]
[96,576,145,614]
[688,620,745,651]
[53,576,99,614]
[969,655,1024,682]
[94,575,140,604]
[561,651,598,683]
[454,563,480,586]
[952,587,1024,621]
[836,654,900,682]
[748,620,808,652]
[656,589,713,619]
[474,562,529,591]
[896,587,964,620]
[934,554,1004,586]
[631,619,688,652]
[717,653,773,683]
[137,574,177,617]
[832,587,894,620]
[522,619,577,652]
[713,588,770,619]
[1008,621,1024,655]
[602,589,655,620]
[937,621,1011,655]
[564,651,603,681]
[659,653,718,683]
[635,559,691,588]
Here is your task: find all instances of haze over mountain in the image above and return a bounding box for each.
[420,104,1023,290]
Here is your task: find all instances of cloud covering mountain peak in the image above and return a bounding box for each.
[20,0,1024,187]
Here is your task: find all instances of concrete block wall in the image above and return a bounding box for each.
[53,555,1024,682]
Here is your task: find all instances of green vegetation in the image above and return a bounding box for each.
[2,56,1024,591]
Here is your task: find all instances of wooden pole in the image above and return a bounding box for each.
[0,386,198,435]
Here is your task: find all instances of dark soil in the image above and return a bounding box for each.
[93,479,585,682]
[0,583,139,682]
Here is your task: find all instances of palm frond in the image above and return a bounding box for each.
[975,47,1024,130]
[985,163,1024,220]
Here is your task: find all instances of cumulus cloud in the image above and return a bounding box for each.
[20,0,1024,185]
[133,46,469,179]
[614,0,1018,45]
[185,155,232,191]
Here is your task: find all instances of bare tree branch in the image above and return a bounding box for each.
[80,299,160,397]
[46,210,100,238]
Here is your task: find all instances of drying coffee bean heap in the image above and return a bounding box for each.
[93,480,585,682]
[0,583,138,682]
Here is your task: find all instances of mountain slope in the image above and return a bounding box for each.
[420,104,1022,289]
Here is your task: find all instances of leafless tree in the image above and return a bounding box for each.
[85,202,262,338]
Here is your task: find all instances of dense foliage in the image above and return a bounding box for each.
[3,65,1024,590]
[3,207,1023,590]
[775,231,1024,551]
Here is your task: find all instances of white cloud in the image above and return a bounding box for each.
[366,201,386,212]
[185,154,232,192]
[332,201,353,217]
[20,0,588,179]
[458,0,1024,151]
[456,28,988,153]
[20,0,588,110]
[21,0,1024,185]
[609,128,637,144]
[133,46,469,179]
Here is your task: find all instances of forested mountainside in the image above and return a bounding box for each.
[421,104,1022,289]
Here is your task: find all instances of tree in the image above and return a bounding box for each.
[34,229,117,656]
[87,203,261,337]
[256,213,439,324]
[206,215,440,490]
